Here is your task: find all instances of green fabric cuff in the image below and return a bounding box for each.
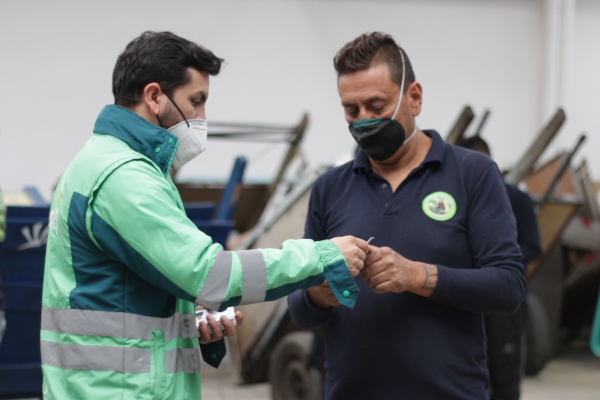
[200,338,227,368]
[315,240,360,308]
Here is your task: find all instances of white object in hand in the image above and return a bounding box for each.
[196,307,237,334]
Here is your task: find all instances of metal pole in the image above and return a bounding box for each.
[504,108,566,185]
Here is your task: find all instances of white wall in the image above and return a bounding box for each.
[0,0,579,201]
[570,0,600,174]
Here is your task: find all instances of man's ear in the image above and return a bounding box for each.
[408,82,423,117]
[142,82,163,116]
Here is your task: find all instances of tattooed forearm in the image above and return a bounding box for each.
[421,263,438,291]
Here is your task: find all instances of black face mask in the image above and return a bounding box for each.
[349,118,406,161]
[348,46,417,162]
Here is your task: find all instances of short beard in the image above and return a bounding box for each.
[158,102,184,129]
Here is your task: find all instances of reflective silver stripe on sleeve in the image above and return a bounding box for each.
[41,340,150,374]
[166,347,201,374]
[41,307,198,342]
[195,249,232,309]
[236,249,268,305]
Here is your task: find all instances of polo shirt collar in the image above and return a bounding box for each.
[93,105,178,176]
[352,129,447,173]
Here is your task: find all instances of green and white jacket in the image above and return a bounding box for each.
[41,105,359,400]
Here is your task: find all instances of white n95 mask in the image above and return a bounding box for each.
[168,118,208,169]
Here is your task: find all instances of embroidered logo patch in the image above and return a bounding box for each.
[422,191,457,221]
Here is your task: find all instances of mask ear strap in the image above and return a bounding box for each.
[404,125,419,145]
[391,47,406,120]
[164,92,190,128]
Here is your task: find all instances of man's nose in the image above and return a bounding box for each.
[357,109,375,120]
[194,107,206,120]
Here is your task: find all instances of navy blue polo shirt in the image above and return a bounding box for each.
[288,130,525,400]
[505,184,542,266]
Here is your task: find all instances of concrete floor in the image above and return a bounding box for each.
[200,339,600,400]
[13,338,600,400]
[521,343,600,400]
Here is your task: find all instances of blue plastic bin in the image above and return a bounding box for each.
[184,202,216,221]
[0,206,49,398]
[193,220,236,247]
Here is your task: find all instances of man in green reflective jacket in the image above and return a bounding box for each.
[41,31,368,400]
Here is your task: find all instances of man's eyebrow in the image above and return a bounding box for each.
[342,96,386,108]
[364,95,386,103]
[195,91,207,101]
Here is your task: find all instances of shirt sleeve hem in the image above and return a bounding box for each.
[428,264,448,303]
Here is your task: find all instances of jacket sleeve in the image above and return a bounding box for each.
[429,163,526,313]
[91,160,359,310]
[288,181,335,329]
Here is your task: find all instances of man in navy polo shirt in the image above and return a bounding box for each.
[288,32,526,399]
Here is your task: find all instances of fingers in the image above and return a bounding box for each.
[365,269,388,288]
[354,238,369,254]
[198,314,224,344]
[364,245,382,268]
[330,237,388,278]
[223,312,244,336]
[349,261,363,277]
[362,259,386,281]
[351,238,368,263]
[368,244,379,255]
[206,314,224,340]
[373,281,394,294]
[199,311,243,343]
[357,248,367,263]
[198,321,212,344]
[331,236,368,260]
[234,311,244,327]
[221,315,236,337]
[348,238,368,274]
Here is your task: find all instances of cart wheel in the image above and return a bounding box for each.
[525,294,553,375]
[269,332,323,400]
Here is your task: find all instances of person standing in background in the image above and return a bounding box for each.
[460,135,542,400]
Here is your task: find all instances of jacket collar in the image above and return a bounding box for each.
[352,129,447,173]
[93,105,178,175]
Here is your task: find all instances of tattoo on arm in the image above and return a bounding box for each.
[421,263,438,291]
